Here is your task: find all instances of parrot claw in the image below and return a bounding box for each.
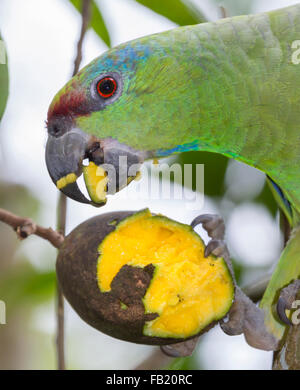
[160,337,199,357]
[276,279,300,325]
[204,239,229,258]
[191,214,225,240]
[191,214,228,258]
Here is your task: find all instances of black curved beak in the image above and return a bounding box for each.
[46,128,100,206]
[46,128,151,206]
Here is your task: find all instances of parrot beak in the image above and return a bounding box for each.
[46,128,95,205]
[45,127,149,206]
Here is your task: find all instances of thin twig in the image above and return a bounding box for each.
[55,270,66,370]
[0,208,64,249]
[55,194,67,370]
[73,0,92,76]
[55,0,92,370]
[220,6,228,19]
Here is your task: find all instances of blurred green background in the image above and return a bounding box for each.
[0,0,294,369]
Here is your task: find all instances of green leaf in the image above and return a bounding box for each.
[0,261,56,311]
[0,34,9,122]
[69,0,111,47]
[0,183,40,218]
[135,0,207,26]
[174,151,228,197]
[165,355,200,370]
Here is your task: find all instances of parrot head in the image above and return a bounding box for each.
[46,29,213,205]
[46,40,154,206]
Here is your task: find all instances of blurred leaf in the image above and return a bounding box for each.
[174,151,228,197]
[69,0,111,47]
[165,355,199,370]
[0,183,40,218]
[0,260,55,311]
[0,183,41,266]
[231,258,243,284]
[135,0,207,25]
[0,33,9,121]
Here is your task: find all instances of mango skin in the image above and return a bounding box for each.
[57,211,222,345]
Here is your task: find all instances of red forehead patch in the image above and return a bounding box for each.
[47,80,88,121]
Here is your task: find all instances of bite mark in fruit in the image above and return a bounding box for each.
[97,209,234,339]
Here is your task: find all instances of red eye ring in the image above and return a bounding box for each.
[96,77,117,98]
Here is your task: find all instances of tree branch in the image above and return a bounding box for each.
[56,195,67,370]
[54,0,92,370]
[0,208,64,249]
[0,202,67,370]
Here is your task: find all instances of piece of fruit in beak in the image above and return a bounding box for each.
[83,162,108,204]
[83,161,140,205]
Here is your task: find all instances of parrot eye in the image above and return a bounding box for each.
[96,77,117,99]
[91,73,122,105]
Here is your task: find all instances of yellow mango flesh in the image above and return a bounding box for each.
[97,210,234,339]
[83,162,108,203]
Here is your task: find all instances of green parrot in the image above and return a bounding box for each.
[45,4,300,351]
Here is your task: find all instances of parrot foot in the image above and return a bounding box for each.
[160,337,199,358]
[220,286,279,350]
[277,279,300,325]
